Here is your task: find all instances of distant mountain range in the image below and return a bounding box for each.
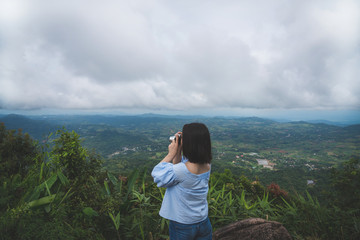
[1,113,359,141]
[0,114,58,139]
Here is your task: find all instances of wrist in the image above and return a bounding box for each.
[161,153,175,163]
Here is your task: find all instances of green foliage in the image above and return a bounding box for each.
[331,157,360,210]
[108,211,121,240]
[1,126,359,240]
[0,123,39,179]
[275,193,359,240]
[0,124,41,212]
[51,128,102,182]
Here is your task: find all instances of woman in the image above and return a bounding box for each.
[151,123,212,240]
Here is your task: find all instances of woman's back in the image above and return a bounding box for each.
[152,157,210,224]
[152,122,213,239]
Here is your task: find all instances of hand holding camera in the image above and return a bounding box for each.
[158,132,182,164]
[169,133,182,145]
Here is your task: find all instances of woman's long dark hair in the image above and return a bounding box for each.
[182,123,212,164]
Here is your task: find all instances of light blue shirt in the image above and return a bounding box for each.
[151,157,210,224]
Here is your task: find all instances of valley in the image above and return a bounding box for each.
[1,114,359,196]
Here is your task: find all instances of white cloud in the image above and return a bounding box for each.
[0,0,359,112]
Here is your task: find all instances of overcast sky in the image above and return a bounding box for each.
[0,0,359,118]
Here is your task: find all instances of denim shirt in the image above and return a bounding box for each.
[151,157,210,224]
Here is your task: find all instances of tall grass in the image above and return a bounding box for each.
[2,164,359,239]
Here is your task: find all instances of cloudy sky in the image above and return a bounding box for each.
[0,0,359,119]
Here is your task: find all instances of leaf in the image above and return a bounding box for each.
[27,185,42,202]
[107,172,118,186]
[142,173,146,194]
[104,181,111,196]
[57,170,69,185]
[159,187,165,199]
[39,162,45,182]
[44,181,51,196]
[57,187,73,206]
[45,174,58,190]
[126,169,139,199]
[115,213,120,227]
[27,174,58,202]
[109,212,121,230]
[28,194,56,208]
[83,207,99,217]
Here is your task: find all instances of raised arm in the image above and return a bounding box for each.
[161,132,182,164]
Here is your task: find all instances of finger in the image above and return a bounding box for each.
[177,132,183,145]
[170,139,177,147]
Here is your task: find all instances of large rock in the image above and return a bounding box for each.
[213,218,292,240]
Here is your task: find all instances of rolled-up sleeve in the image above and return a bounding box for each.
[151,162,179,188]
